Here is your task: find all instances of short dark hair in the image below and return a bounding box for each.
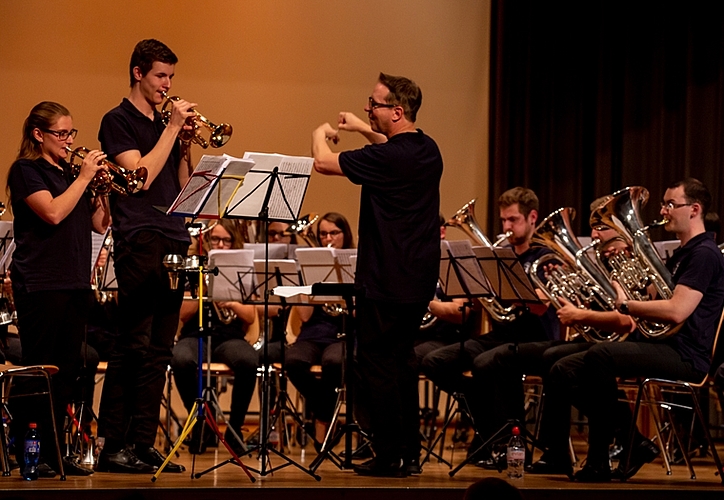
[498,187,539,218]
[669,177,711,218]
[129,39,178,87]
[378,72,422,122]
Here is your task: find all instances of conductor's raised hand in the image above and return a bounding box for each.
[316,122,340,144]
[337,112,368,133]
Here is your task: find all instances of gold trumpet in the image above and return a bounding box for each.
[161,92,232,149]
[66,147,147,196]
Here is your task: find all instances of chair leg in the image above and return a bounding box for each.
[689,385,724,484]
[40,371,65,481]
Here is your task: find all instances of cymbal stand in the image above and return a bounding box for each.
[152,261,255,483]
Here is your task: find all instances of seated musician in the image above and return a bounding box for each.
[421,187,560,465]
[285,212,355,446]
[471,221,636,473]
[171,219,258,453]
[414,214,479,366]
[538,179,724,482]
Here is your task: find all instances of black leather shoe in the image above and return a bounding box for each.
[96,448,157,474]
[613,438,660,480]
[37,462,57,478]
[572,463,611,482]
[134,447,185,473]
[526,457,572,476]
[353,458,407,478]
[404,457,422,475]
[62,456,94,476]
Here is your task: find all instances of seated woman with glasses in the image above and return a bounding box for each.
[285,212,355,448]
[170,219,258,454]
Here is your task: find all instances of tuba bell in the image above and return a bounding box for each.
[66,146,147,196]
[444,199,519,322]
[530,207,624,342]
[589,186,681,338]
[161,92,232,149]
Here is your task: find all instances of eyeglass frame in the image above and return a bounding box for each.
[660,200,693,211]
[319,229,343,238]
[42,128,78,141]
[209,235,233,245]
[368,97,397,110]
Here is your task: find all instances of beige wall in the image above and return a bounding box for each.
[0,0,490,235]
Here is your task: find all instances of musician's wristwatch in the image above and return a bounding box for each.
[619,301,630,315]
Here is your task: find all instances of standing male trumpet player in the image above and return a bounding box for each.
[95,39,193,473]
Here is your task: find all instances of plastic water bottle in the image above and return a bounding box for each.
[23,423,40,481]
[506,426,525,481]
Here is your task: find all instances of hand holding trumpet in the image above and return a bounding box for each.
[75,149,108,184]
[163,94,197,132]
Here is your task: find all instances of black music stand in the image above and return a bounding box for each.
[223,151,317,480]
[439,240,544,477]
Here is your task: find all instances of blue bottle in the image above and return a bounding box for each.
[22,423,39,481]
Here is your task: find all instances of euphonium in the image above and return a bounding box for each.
[530,207,623,342]
[444,199,518,322]
[589,186,681,338]
[66,147,147,196]
[161,92,232,149]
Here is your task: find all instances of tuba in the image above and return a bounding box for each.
[444,199,518,322]
[161,92,232,149]
[66,147,147,196]
[530,208,623,342]
[589,186,680,338]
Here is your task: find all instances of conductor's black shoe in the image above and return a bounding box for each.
[353,458,408,478]
[61,456,94,476]
[612,438,660,480]
[572,463,611,482]
[96,448,157,474]
[134,446,185,473]
[404,457,422,475]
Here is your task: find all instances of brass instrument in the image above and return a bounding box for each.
[66,146,147,196]
[161,92,232,149]
[590,186,681,338]
[286,213,320,247]
[444,199,519,322]
[530,207,623,342]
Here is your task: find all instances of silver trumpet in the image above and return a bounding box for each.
[530,207,624,343]
[444,199,519,322]
[590,186,681,338]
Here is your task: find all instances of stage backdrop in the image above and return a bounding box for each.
[0,0,491,239]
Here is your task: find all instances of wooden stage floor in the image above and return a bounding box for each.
[0,441,722,500]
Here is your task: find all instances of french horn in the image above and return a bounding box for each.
[589,186,681,338]
[161,92,232,149]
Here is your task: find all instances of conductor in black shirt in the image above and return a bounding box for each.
[312,73,442,476]
[96,39,194,473]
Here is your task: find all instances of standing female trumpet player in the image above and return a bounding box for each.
[7,101,109,477]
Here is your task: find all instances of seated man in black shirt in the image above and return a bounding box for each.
[542,179,724,482]
[421,187,560,462]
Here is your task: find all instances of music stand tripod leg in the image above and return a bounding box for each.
[152,399,201,482]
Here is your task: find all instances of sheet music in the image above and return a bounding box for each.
[168,154,254,218]
[0,240,14,275]
[90,229,109,277]
[252,259,304,304]
[475,246,539,302]
[243,243,290,260]
[208,249,255,301]
[295,247,357,301]
[226,152,313,221]
[444,240,492,296]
